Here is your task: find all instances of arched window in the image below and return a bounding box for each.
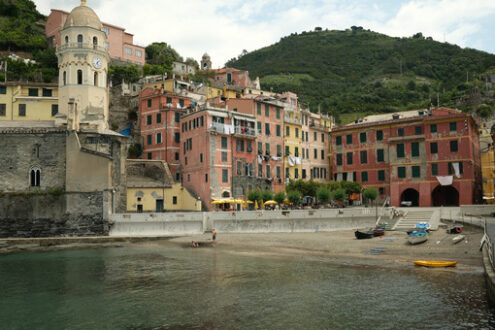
[65,35,69,44]
[93,36,98,49]
[77,70,83,84]
[94,72,98,86]
[63,71,66,85]
[77,34,83,46]
[30,167,41,187]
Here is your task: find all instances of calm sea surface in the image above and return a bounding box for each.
[0,245,494,330]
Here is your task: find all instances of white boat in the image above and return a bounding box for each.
[407,230,428,245]
[452,235,465,244]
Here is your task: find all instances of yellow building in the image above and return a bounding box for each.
[283,105,303,182]
[126,160,201,212]
[0,82,58,121]
[480,125,495,203]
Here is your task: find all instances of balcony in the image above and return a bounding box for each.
[234,126,257,138]
[57,42,108,53]
[284,115,302,125]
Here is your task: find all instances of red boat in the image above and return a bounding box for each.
[373,228,385,237]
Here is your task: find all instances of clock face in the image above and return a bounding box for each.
[92,57,102,69]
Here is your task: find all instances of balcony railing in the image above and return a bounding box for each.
[284,115,302,125]
[57,42,108,53]
[234,126,256,137]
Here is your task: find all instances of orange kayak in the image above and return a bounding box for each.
[414,260,457,267]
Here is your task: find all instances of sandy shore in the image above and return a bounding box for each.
[168,226,484,272]
[0,225,484,272]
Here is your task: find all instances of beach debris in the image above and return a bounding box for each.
[453,235,465,244]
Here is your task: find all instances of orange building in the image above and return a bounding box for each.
[45,8,145,66]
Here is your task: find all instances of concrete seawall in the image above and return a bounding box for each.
[109,208,379,237]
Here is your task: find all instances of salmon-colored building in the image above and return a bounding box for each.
[330,108,482,206]
[180,103,263,209]
[139,87,192,179]
[227,97,285,193]
[213,68,260,89]
[45,8,145,66]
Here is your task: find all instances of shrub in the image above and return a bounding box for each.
[363,188,378,205]
[316,187,331,204]
[333,188,347,202]
[247,190,262,202]
[287,190,302,205]
[261,189,274,202]
[274,192,286,205]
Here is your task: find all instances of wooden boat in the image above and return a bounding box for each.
[355,230,374,239]
[407,230,428,245]
[447,225,463,234]
[414,260,457,267]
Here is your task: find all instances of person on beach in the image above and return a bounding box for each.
[191,241,199,248]
[212,229,217,245]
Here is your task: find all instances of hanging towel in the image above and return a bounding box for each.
[452,162,461,178]
[347,172,353,182]
[271,156,281,161]
[436,176,453,186]
[337,173,343,182]
[295,157,301,165]
[288,156,295,167]
[258,155,263,164]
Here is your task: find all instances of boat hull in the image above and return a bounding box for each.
[355,230,374,239]
[414,260,457,267]
[407,236,428,245]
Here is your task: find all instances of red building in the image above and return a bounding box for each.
[213,68,259,89]
[139,87,192,180]
[330,108,481,207]
[227,97,285,193]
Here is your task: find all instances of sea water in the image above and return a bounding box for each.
[0,245,493,329]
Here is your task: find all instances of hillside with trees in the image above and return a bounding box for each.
[227,27,495,123]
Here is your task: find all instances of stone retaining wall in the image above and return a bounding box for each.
[109,208,378,237]
[0,192,110,237]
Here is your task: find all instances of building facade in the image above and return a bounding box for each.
[226,97,285,193]
[280,92,303,182]
[330,108,481,207]
[302,110,331,182]
[139,87,192,179]
[46,8,145,66]
[0,83,58,121]
[179,103,266,210]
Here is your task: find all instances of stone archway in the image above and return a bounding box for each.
[400,188,419,206]
[432,185,459,206]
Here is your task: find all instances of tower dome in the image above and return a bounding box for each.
[63,0,102,30]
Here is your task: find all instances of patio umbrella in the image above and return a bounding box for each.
[264,200,278,205]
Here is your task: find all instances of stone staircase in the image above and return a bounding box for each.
[392,210,436,231]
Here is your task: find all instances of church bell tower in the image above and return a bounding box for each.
[57,0,110,132]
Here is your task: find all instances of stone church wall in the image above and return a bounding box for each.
[0,130,67,192]
[0,192,109,237]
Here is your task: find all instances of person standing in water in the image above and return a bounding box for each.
[212,229,217,245]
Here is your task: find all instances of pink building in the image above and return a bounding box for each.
[213,68,260,89]
[139,87,192,180]
[227,97,285,193]
[180,104,261,210]
[46,9,145,65]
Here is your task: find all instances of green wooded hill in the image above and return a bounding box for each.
[226,28,495,123]
[0,0,58,82]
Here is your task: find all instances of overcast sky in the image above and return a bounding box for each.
[34,0,495,68]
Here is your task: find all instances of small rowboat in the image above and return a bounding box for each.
[355,230,374,239]
[407,230,428,245]
[414,260,457,267]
